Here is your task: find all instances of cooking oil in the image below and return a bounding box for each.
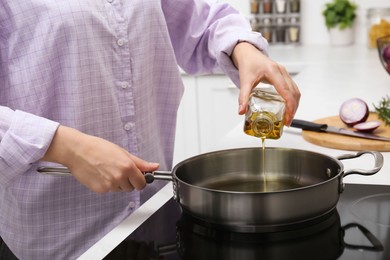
[243,87,286,192]
[243,89,286,140]
[244,111,284,139]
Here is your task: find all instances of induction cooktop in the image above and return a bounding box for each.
[103,184,390,260]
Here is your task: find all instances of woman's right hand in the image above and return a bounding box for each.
[231,42,301,126]
[41,125,159,193]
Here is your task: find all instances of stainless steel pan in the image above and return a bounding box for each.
[38,148,383,232]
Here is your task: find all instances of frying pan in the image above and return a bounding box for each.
[38,148,383,231]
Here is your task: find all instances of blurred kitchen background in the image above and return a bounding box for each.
[223,0,389,46]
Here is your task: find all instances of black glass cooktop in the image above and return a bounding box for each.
[104,184,390,260]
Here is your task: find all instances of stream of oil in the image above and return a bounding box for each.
[261,137,266,192]
[244,114,285,192]
[204,119,305,192]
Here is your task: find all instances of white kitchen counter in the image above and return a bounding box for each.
[78,44,390,259]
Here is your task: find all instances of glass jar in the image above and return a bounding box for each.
[275,0,287,14]
[250,17,261,32]
[288,17,300,43]
[260,18,273,43]
[262,0,273,14]
[289,0,300,13]
[367,8,390,48]
[275,17,286,43]
[250,0,260,14]
[244,87,286,140]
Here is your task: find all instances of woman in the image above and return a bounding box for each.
[0,0,300,259]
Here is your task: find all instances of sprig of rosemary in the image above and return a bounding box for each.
[373,95,390,125]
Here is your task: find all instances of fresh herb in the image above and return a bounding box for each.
[322,0,357,30]
[373,95,390,125]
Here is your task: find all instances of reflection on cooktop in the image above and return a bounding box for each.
[351,193,390,227]
[174,210,344,260]
[103,184,390,260]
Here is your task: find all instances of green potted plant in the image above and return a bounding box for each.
[322,0,357,46]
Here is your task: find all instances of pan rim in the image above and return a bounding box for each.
[172,147,344,194]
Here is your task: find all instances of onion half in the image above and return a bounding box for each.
[339,98,369,126]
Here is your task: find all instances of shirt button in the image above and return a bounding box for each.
[120,82,129,89]
[124,122,134,131]
[117,38,125,46]
[128,201,136,209]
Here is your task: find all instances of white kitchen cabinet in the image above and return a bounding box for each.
[173,74,244,165]
[173,75,200,165]
[196,75,244,153]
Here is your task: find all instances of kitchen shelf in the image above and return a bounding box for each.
[249,0,301,45]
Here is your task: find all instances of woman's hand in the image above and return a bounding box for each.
[41,125,159,193]
[231,42,300,126]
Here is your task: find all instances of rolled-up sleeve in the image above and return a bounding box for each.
[0,106,13,138]
[161,0,269,87]
[0,109,59,186]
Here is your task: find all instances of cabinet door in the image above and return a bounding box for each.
[196,75,244,153]
[173,75,200,165]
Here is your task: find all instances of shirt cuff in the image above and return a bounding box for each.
[218,31,269,88]
[230,31,269,57]
[0,110,60,186]
[0,106,15,139]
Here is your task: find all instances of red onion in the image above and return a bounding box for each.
[383,45,390,63]
[353,121,381,133]
[339,98,369,126]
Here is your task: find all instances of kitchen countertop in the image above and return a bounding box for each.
[78,44,390,259]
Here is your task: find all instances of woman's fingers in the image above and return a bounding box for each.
[233,42,300,125]
[45,126,160,193]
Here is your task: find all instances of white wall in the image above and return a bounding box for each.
[222,0,390,45]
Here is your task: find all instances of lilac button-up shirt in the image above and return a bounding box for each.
[0,0,267,259]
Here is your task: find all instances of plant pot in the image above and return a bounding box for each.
[329,27,354,46]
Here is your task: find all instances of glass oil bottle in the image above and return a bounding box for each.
[244,88,286,140]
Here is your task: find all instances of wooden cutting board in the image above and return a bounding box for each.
[301,113,390,151]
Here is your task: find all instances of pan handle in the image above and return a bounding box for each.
[144,171,173,182]
[37,166,172,184]
[336,151,384,177]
